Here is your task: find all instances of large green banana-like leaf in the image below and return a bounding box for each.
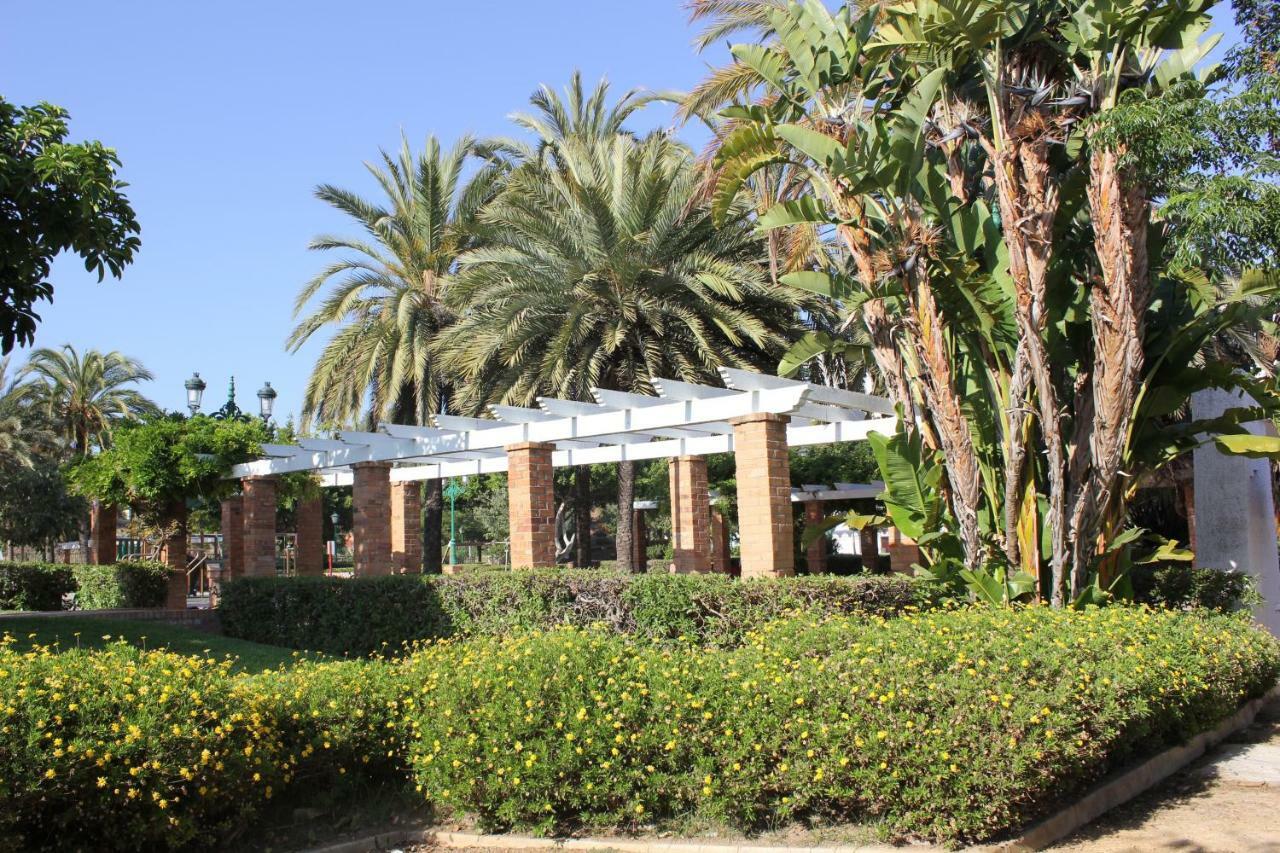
[758,197,834,230]
[868,427,931,540]
[1213,433,1280,459]
[775,124,844,169]
[800,514,846,549]
[778,331,869,377]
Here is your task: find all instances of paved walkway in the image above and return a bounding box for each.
[1051,696,1280,852]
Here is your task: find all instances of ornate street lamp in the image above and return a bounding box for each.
[257,381,277,423]
[443,476,468,565]
[184,372,207,415]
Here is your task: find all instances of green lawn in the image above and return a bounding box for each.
[0,616,309,673]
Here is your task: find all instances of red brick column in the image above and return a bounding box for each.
[391,481,422,573]
[295,495,325,576]
[242,477,278,578]
[161,501,189,609]
[710,508,731,574]
[219,496,244,579]
[885,527,921,574]
[506,442,556,568]
[731,413,794,578]
[90,501,117,565]
[860,527,880,572]
[352,462,393,576]
[668,455,711,573]
[632,507,648,570]
[804,500,827,573]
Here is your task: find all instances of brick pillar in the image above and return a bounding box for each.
[295,495,325,576]
[391,481,422,573]
[731,413,794,578]
[242,477,278,578]
[860,526,880,572]
[710,508,731,574]
[632,507,648,570]
[89,501,117,565]
[352,462,393,576]
[220,496,244,579]
[804,500,827,573]
[507,442,556,568]
[668,456,711,573]
[161,501,189,609]
[885,527,921,574]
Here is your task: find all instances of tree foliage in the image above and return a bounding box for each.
[0,99,140,354]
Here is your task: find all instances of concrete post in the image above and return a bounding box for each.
[668,455,712,573]
[352,462,393,576]
[1192,388,1280,636]
[506,442,557,568]
[804,500,827,573]
[295,495,325,576]
[391,481,423,573]
[731,413,794,578]
[242,477,278,578]
[89,501,117,565]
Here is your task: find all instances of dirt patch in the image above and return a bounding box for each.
[1051,697,1280,852]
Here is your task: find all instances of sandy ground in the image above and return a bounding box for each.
[1050,697,1280,852]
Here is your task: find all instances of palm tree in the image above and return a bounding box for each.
[289,134,512,572]
[13,344,157,456]
[438,129,804,570]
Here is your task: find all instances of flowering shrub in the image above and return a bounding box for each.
[0,638,406,851]
[403,606,1280,843]
[219,571,923,655]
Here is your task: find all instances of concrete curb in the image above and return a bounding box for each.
[300,687,1278,853]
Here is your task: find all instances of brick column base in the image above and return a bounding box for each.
[353,462,393,576]
[391,481,423,573]
[90,501,117,565]
[242,477,278,578]
[295,495,325,576]
[220,496,244,580]
[668,456,711,573]
[161,501,189,609]
[885,527,920,574]
[804,500,827,573]
[731,413,794,578]
[632,508,648,570]
[859,527,880,572]
[507,442,556,568]
[710,508,731,574]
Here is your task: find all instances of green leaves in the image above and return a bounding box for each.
[757,197,833,229]
[779,331,868,377]
[1213,433,1280,459]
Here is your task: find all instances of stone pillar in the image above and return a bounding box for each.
[668,456,712,573]
[885,527,920,574]
[391,481,423,573]
[219,496,244,581]
[632,507,648,570]
[804,500,827,573]
[859,527,880,572]
[242,477,278,578]
[506,442,556,568]
[1192,388,1280,636]
[352,462,393,576]
[89,501,117,565]
[710,508,732,574]
[161,501,189,610]
[295,495,325,576]
[732,413,794,578]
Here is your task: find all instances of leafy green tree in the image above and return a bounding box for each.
[11,344,158,456]
[0,99,140,353]
[0,459,85,559]
[289,135,512,572]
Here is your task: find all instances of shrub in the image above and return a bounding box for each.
[402,606,1280,843]
[0,638,407,852]
[0,562,74,611]
[219,571,922,655]
[1131,563,1253,612]
[71,561,169,610]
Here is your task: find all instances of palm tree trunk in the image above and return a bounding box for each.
[422,479,442,573]
[574,466,592,567]
[616,460,637,572]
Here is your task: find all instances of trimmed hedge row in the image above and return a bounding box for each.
[218,571,925,655]
[0,561,170,611]
[1,606,1276,849]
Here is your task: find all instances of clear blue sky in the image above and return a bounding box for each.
[1,2,1244,424]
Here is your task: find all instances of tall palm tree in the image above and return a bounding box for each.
[438,130,805,570]
[13,344,157,456]
[289,134,512,572]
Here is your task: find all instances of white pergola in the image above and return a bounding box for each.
[232,368,896,482]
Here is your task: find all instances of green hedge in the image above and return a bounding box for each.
[0,561,172,612]
[219,571,924,656]
[1,606,1276,849]
[404,607,1280,842]
[1131,564,1253,612]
